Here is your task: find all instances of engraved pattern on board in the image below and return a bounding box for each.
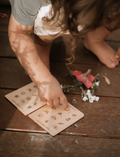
[28,103,84,136]
[5,82,45,115]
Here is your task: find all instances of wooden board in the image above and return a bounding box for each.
[0,4,120,157]
[0,5,11,33]
[0,58,31,89]
[51,62,120,98]
[1,89,120,138]
[0,0,10,5]
[0,58,120,97]
[0,131,120,157]
[1,33,119,66]
[0,33,15,57]
[74,40,120,65]
[51,37,120,65]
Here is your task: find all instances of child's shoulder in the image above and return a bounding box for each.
[9,0,47,26]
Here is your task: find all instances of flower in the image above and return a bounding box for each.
[65,65,100,103]
[83,96,88,101]
[72,69,95,88]
[87,89,91,95]
[60,84,63,89]
[0,13,8,19]
[89,99,94,103]
[95,96,99,101]
[95,81,100,86]
[82,89,100,103]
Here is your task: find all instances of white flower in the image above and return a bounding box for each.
[87,89,91,94]
[82,89,100,103]
[89,99,94,103]
[60,84,63,89]
[87,93,92,99]
[87,93,92,98]
[89,95,94,100]
[95,96,99,101]
[95,81,100,86]
[92,96,96,101]
[83,96,88,101]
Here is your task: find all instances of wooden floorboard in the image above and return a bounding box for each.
[0,4,120,157]
[51,62,120,98]
[1,89,120,138]
[0,130,120,157]
[1,32,120,67]
[74,40,120,65]
[1,58,120,98]
[0,33,15,57]
[0,58,31,89]
[0,5,11,33]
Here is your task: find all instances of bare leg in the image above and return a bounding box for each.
[84,26,119,68]
[33,34,53,70]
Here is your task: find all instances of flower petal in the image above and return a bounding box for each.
[85,79,93,88]
[72,70,82,76]
[72,70,95,88]
[88,75,95,82]
[78,77,93,88]
[0,13,8,19]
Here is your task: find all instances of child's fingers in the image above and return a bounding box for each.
[46,99,53,107]
[60,94,69,111]
[53,99,60,107]
[40,97,47,105]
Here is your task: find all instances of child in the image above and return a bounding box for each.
[8,0,120,109]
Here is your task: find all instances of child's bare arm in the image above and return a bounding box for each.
[8,14,69,110]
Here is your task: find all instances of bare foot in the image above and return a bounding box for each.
[116,47,120,62]
[84,36,119,68]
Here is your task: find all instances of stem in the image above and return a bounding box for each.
[66,64,72,76]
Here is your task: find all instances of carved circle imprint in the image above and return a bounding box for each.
[38,113,43,117]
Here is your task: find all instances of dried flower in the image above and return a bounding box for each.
[102,76,110,85]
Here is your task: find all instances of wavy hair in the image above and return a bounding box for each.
[45,0,120,64]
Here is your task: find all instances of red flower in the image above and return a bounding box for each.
[72,69,95,88]
[0,13,8,19]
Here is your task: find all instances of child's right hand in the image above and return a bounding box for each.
[37,74,69,110]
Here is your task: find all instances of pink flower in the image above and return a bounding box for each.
[0,13,8,19]
[72,69,95,88]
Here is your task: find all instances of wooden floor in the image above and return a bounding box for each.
[0,3,120,157]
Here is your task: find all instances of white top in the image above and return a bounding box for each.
[34,4,83,36]
[34,4,67,36]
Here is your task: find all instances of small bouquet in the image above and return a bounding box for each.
[61,65,100,103]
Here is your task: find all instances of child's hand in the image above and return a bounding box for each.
[37,75,69,110]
